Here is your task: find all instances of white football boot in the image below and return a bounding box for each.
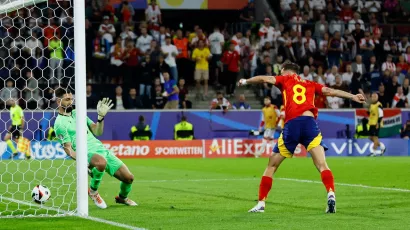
[326,191,336,213]
[89,188,107,209]
[248,201,265,213]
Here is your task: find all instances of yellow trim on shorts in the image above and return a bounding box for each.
[277,133,293,158]
[307,133,323,151]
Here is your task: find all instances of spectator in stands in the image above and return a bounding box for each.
[174,30,190,81]
[342,64,353,84]
[232,94,251,110]
[137,27,153,54]
[398,36,410,53]
[113,86,126,110]
[26,32,43,60]
[277,30,296,62]
[300,65,313,81]
[48,35,63,84]
[158,54,170,80]
[156,26,167,48]
[191,28,209,48]
[123,40,140,88]
[258,18,279,47]
[403,78,410,98]
[359,31,375,65]
[163,71,179,109]
[397,55,409,75]
[352,55,366,75]
[382,54,396,72]
[120,26,137,46]
[262,65,274,97]
[378,83,389,108]
[23,72,42,110]
[152,84,165,109]
[178,79,192,109]
[209,26,225,85]
[92,32,110,83]
[290,10,303,36]
[86,84,98,109]
[340,4,353,23]
[139,54,155,99]
[110,37,124,84]
[325,2,336,22]
[145,0,162,24]
[315,65,326,84]
[352,23,365,51]
[162,35,179,82]
[43,19,60,47]
[120,1,134,25]
[148,40,161,64]
[0,79,18,108]
[211,92,231,111]
[314,14,328,38]
[333,74,349,94]
[240,0,255,22]
[348,12,365,32]
[327,31,342,68]
[98,16,116,44]
[125,88,143,109]
[192,40,211,100]
[388,75,401,99]
[392,86,408,108]
[222,42,240,97]
[318,32,329,65]
[329,15,345,36]
[326,65,338,86]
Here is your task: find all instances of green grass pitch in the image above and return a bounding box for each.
[1,157,410,230]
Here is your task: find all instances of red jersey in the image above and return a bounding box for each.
[274,74,324,123]
[221,50,240,73]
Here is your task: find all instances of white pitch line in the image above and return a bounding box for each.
[131,177,410,193]
[0,196,146,230]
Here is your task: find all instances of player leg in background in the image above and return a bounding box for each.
[88,154,108,209]
[256,129,274,157]
[370,135,385,156]
[113,164,137,206]
[248,153,286,212]
[309,146,336,213]
[5,129,18,158]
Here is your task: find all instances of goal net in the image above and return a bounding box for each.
[0,0,81,217]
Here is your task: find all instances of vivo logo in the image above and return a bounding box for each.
[330,140,385,155]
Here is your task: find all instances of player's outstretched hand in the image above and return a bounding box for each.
[97,98,114,119]
[352,94,366,103]
[238,79,247,86]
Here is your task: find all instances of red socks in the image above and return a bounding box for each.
[321,170,335,192]
[258,176,273,201]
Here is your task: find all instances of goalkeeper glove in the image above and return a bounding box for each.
[97,98,114,120]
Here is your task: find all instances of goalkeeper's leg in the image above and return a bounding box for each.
[88,154,108,209]
[109,156,137,206]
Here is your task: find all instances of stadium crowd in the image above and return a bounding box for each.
[0,0,410,110]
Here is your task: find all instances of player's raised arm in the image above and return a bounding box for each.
[91,98,114,136]
[238,75,276,86]
[322,87,366,103]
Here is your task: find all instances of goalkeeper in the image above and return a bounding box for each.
[54,88,137,209]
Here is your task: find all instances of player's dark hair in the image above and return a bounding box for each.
[181,115,187,121]
[264,96,271,100]
[281,61,300,73]
[55,88,71,98]
[138,115,144,122]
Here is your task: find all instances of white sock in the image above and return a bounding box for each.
[328,191,335,200]
[258,201,266,206]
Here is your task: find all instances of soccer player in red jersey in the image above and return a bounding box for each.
[238,61,365,213]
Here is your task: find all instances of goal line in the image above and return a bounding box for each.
[0,196,145,230]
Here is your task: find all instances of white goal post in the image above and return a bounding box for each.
[0,0,88,217]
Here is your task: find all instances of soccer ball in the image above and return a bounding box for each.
[31,185,51,204]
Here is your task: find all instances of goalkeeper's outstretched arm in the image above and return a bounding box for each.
[63,142,76,160]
